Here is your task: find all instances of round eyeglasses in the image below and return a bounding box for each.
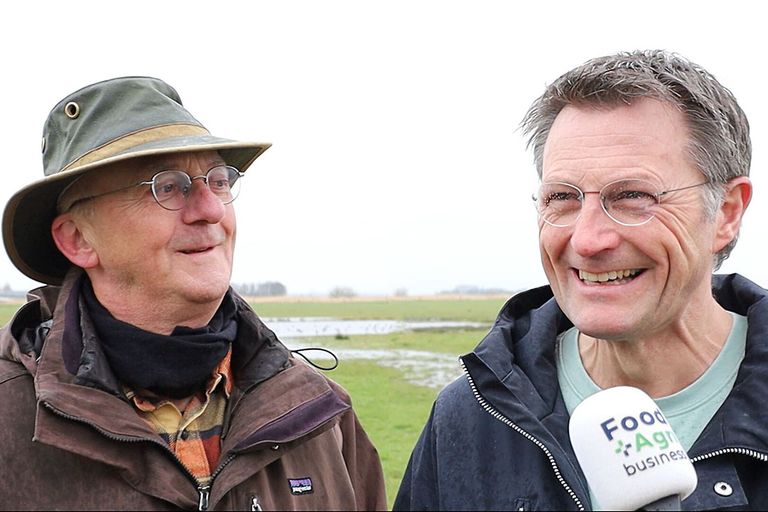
[532,178,710,227]
[139,165,244,211]
[63,165,245,212]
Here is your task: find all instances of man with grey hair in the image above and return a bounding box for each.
[0,77,386,510]
[395,50,764,510]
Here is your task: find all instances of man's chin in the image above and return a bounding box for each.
[177,279,231,306]
[567,309,644,341]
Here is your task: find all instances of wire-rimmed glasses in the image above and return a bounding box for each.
[63,165,245,212]
[532,178,709,227]
[140,165,244,211]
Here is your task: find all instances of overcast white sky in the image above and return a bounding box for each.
[1,1,765,295]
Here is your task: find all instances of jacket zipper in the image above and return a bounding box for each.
[460,359,585,511]
[691,447,768,463]
[196,453,238,511]
[197,485,210,511]
[42,401,237,511]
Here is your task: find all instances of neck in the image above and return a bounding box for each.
[88,280,223,335]
[578,297,733,398]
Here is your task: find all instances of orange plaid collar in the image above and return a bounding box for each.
[126,345,234,410]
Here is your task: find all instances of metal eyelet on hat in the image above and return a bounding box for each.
[64,101,80,119]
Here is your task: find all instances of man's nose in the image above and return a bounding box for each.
[181,178,227,223]
[569,195,621,257]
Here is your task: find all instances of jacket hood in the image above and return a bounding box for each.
[462,284,570,421]
[0,283,58,376]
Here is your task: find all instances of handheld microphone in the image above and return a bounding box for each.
[569,386,697,511]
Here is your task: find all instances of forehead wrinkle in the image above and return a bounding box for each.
[544,133,677,163]
[543,135,686,187]
[544,161,669,188]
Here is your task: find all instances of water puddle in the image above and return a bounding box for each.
[263,317,484,338]
[267,317,483,389]
[287,346,463,390]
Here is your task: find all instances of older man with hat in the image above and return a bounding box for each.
[0,77,386,510]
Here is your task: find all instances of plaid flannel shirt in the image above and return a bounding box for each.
[126,348,233,486]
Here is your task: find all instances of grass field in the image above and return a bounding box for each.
[249,296,507,323]
[326,358,450,504]
[0,296,505,507]
[298,326,491,505]
[0,304,21,325]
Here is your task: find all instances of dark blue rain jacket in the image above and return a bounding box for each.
[394,274,768,511]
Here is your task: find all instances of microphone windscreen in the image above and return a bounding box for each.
[569,386,697,511]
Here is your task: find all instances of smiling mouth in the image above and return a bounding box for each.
[578,268,643,285]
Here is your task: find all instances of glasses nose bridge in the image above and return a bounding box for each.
[185,172,216,198]
[190,173,210,185]
[576,188,616,226]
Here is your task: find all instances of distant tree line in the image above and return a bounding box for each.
[232,281,287,297]
[439,284,514,295]
[0,283,26,298]
[329,286,356,298]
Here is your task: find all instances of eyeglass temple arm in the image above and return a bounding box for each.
[656,180,710,198]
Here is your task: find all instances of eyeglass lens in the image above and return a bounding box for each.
[535,179,660,227]
[151,166,242,211]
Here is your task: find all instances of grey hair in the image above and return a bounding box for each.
[521,50,751,269]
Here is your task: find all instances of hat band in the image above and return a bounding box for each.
[61,124,210,173]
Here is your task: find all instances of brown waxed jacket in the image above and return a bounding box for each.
[0,270,386,511]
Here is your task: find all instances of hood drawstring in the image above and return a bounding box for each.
[290,347,339,371]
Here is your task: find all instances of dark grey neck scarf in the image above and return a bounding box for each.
[81,279,237,398]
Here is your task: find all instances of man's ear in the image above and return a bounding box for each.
[51,213,99,269]
[713,177,752,253]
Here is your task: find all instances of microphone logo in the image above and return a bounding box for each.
[597,405,689,477]
[615,439,633,457]
[600,409,679,460]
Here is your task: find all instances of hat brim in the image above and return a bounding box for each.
[3,136,270,285]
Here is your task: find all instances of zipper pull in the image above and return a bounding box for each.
[198,485,211,511]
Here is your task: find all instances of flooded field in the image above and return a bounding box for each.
[268,317,486,389]
[264,317,485,337]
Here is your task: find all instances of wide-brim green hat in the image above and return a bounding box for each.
[3,76,271,285]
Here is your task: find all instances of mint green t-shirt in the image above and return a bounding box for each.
[557,312,747,509]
